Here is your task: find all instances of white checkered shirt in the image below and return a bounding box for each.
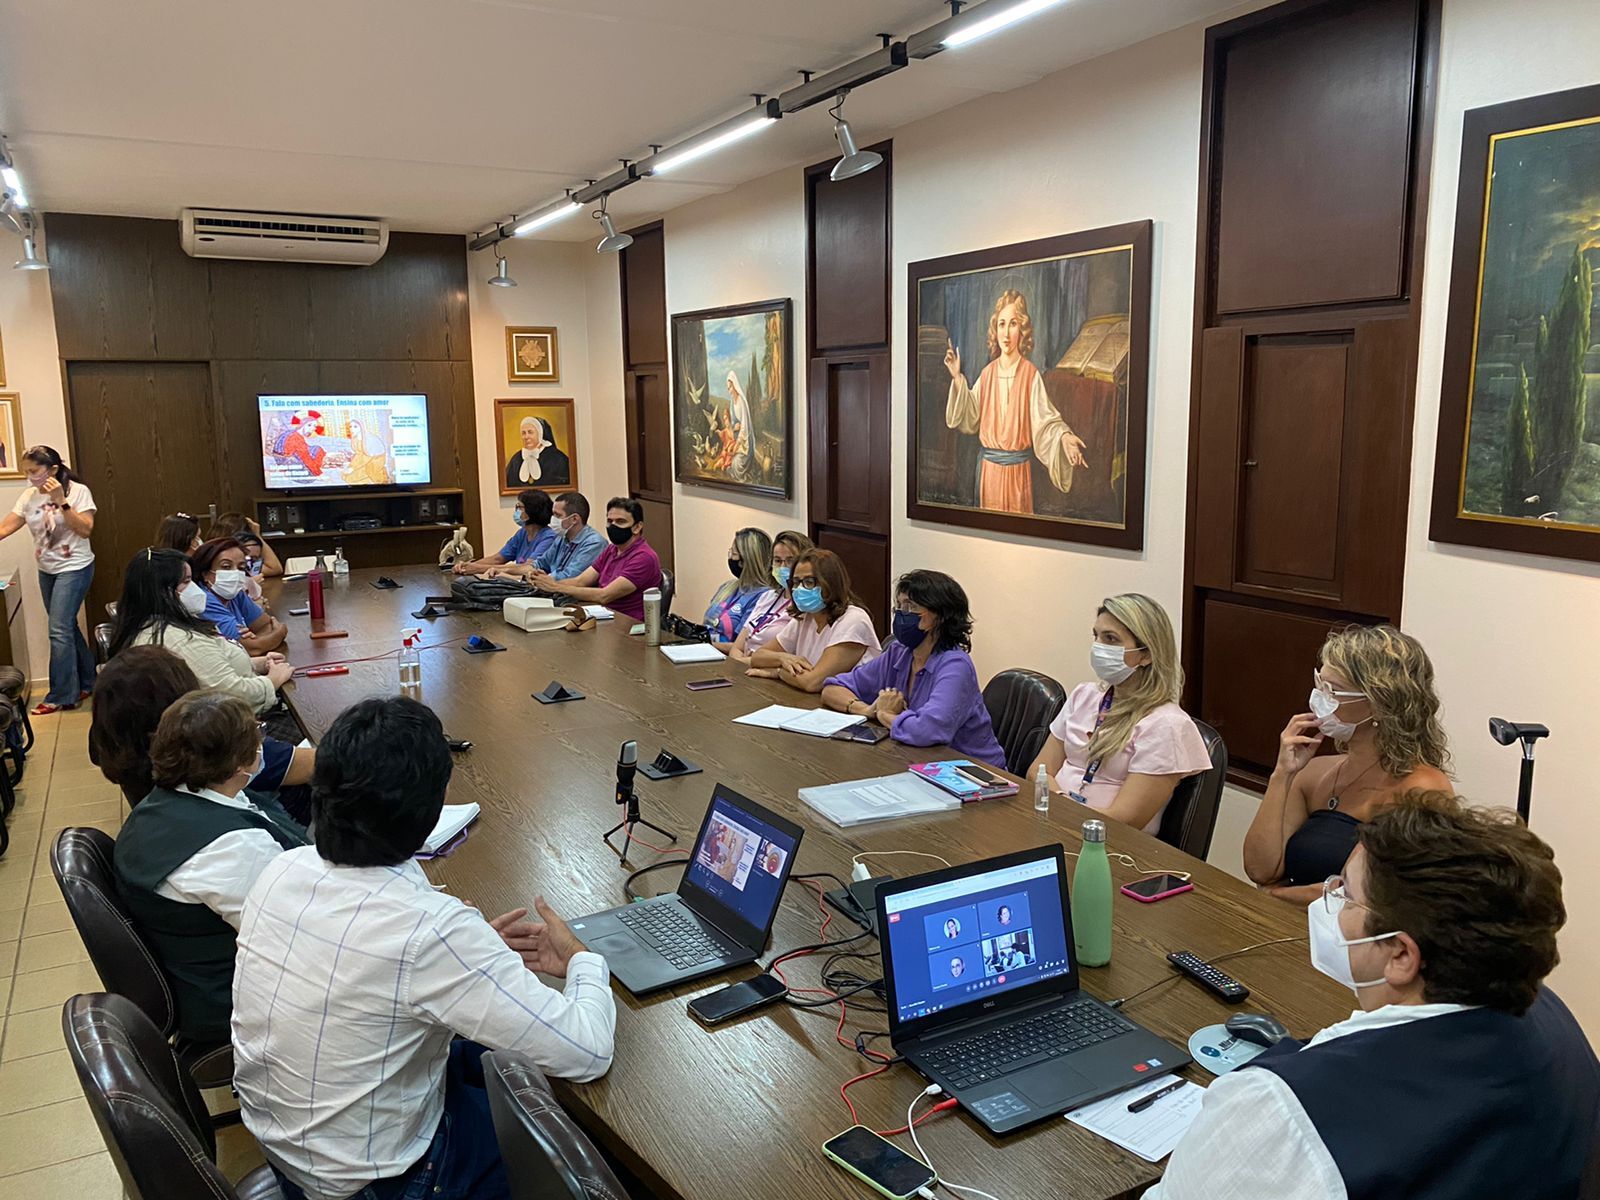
[232,846,615,1200]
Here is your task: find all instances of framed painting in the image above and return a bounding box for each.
[0,324,6,387]
[0,393,23,479]
[670,297,793,499]
[906,222,1151,549]
[495,398,577,497]
[1430,82,1600,564]
[506,326,560,383]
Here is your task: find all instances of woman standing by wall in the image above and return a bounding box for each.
[0,446,97,713]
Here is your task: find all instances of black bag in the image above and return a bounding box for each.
[450,576,537,611]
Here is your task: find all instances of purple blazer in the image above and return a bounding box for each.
[826,642,1005,769]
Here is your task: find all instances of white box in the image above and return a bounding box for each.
[502,596,569,633]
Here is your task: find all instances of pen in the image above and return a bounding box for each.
[1127,1080,1183,1113]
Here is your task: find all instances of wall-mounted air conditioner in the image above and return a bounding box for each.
[179,208,389,265]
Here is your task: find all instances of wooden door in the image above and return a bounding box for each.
[806,144,892,631]
[65,360,221,619]
[619,223,673,570]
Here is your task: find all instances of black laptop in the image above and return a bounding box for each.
[875,844,1190,1134]
[571,785,804,995]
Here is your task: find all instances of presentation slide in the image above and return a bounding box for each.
[259,394,431,489]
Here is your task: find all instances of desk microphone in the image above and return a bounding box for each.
[615,740,639,808]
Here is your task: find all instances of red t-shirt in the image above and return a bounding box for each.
[593,537,663,621]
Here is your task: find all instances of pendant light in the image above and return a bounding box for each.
[594,196,633,254]
[487,245,516,288]
[829,91,882,182]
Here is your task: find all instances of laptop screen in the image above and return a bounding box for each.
[881,851,1074,1025]
[681,787,801,940]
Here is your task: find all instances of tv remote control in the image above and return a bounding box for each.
[1167,950,1250,1002]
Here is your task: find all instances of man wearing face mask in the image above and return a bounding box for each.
[820,570,1004,767]
[533,496,661,622]
[1151,792,1597,1200]
[114,689,308,1044]
[191,537,287,653]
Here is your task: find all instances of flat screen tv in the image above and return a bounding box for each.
[258,394,431,490]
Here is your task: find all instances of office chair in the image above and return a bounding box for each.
[658,568,675,617]
[982,669,1067,775]
[1156,719,1228,861]
[49,828,237,1101]
[94,622,114,665]
[484,1049,634,1200]
[61,993,282,1200]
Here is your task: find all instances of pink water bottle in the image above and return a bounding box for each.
[307,568,326,620]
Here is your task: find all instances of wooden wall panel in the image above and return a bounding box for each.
[1190,326,1245,591]
[621,226,668,369]
[809,147,892,353]
[1339,316,1414,616]
[618,223,673,573]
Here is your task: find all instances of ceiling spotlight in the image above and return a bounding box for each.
[594,200,633,254]
[828,92,882,182]
[13,235,47,271]
[487,247,516,288]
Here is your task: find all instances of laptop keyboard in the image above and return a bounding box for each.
[919,998,1137,1090]
[617,903,730,970]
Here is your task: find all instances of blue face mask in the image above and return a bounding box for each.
[892,609,926,650]
[512,508,526,527]
[792,585,825,614]
[774,565,791,589]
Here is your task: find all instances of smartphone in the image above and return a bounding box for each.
[1120,874,1195,903]
[686,678,733,691]
[823,1126,936,1200]
[955,763,1007,788]
[288,606,311,616]
[686,976,788,1026]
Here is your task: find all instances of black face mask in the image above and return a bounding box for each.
[728,558,742,579]
[606,524,633,547]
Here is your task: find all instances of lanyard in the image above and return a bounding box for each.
[749,592,787,634]
[1068,690,1115,803]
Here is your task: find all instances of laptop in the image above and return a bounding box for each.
[875,844,1190,1134]
[571,784,804,995]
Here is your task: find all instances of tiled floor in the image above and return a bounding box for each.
[0,707,266,1196]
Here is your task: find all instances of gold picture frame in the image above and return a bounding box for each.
[495,398,578,497]
[506,326,560,383]
[0,393,26,479]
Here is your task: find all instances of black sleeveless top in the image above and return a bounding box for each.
[1281,808,1361,886]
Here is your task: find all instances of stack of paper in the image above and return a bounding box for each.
[583,605,614,620]
[734,704,867,738]
[660,644,725,664]
[1064,1077,1204,1162]
[420,803,480,855]
[799,773,959,827]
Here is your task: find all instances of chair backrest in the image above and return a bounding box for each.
[50,828,177,1037]
[62,992,230,1200]
[981,668,1068,775]
[484,1049,632,1200]
[93,623,114,665]
[1156,719,1228,861]
[657,568,675,617]
[104,600,119,621]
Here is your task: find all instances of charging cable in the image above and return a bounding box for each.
[1064,847,1190,882]
[851,850,951,881]
[907,1086,1002,1200]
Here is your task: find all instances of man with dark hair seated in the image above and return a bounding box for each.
[1150,790,1598,1200]
[232,695,615,1200]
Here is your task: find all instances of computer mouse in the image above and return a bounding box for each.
[1225,1013,1290,1047]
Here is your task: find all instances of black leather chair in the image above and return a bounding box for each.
[49,828,235,1095]
[93,622,114,666]
[484,1050,634,1200]
[658,568,675,617]
[1155,719,1228,861]
[61,993,282,1200]
[982,669,1068,775]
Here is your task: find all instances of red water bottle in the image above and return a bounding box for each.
[308,568,326,620]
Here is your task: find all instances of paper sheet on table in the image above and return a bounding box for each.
[799,773,959,827]
[583,605,614,620]
[660,644,726,664]
[1064,1077,1204,1163]
[733,704,814,729]
[421,803,481,854]
[779,709,865,737]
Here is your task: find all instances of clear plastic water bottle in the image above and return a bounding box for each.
[399,629,422,690]
[1034,762,1051,813]
[1072,819,1114,967]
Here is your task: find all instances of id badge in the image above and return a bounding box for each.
[1067,791,1090,805]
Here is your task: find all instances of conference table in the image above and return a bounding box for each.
[269,564,1350,1200]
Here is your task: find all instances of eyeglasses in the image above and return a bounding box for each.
[894,600,926,614]
[1313,670,1366,701]
[1321,874,1368,914]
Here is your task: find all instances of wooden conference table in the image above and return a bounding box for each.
[271,565,1349,1200]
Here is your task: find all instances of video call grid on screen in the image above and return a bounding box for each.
[884,857,1071,1022]
[259,394,432,489]
[683,797,795,930]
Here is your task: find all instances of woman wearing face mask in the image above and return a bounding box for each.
[0,446,98,713]
[458,489,557,577]
[109,548,294,715]
[748,549,880,693]
[821,570,1004,766]
[1243,624,1451,905]
[1025,594,1211,833]
[113,689,308,1043]
[728,529,813,663]
[191,538,287,654]
[702,528,775,651]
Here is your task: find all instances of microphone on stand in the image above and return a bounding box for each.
[615,740,639,808]
[605,738,675,865]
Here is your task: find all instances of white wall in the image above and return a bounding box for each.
[1402,0,1600,1028]
[0,227,70,680]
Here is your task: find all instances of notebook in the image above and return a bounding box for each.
[909,760,1019,802]
[734,704,866,738]
[660,644,726,664]
[420,803,480,854]
[799,773,959,827]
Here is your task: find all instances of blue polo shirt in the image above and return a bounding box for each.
[497,524,559,566]
[532,524,607,581]
[201,590,264,641]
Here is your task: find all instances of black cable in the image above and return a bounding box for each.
[782,978,885,1008]
[622,858,686,903]
[792,870,853,891]
[1108,935,1308,1009]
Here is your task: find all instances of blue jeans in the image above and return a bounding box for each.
[272,1039,510,1200]
[37,565,95,706]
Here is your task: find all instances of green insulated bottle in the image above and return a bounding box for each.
[1072,819,1113,967]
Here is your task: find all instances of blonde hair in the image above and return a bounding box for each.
[1320,624,1451,778]
[985,288,1035,360]
[709,527,775,608]
[1085,594,1183,763]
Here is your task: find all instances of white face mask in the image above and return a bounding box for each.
[1090,641,1138,685]
[1307,894,1398,994]
[178,582,210,616]
[211,569,246,600]
[1308,688,1369,742]
[550,515,565,531]
[242,746,266,783]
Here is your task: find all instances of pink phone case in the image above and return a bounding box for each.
[1120,879,1195,903]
